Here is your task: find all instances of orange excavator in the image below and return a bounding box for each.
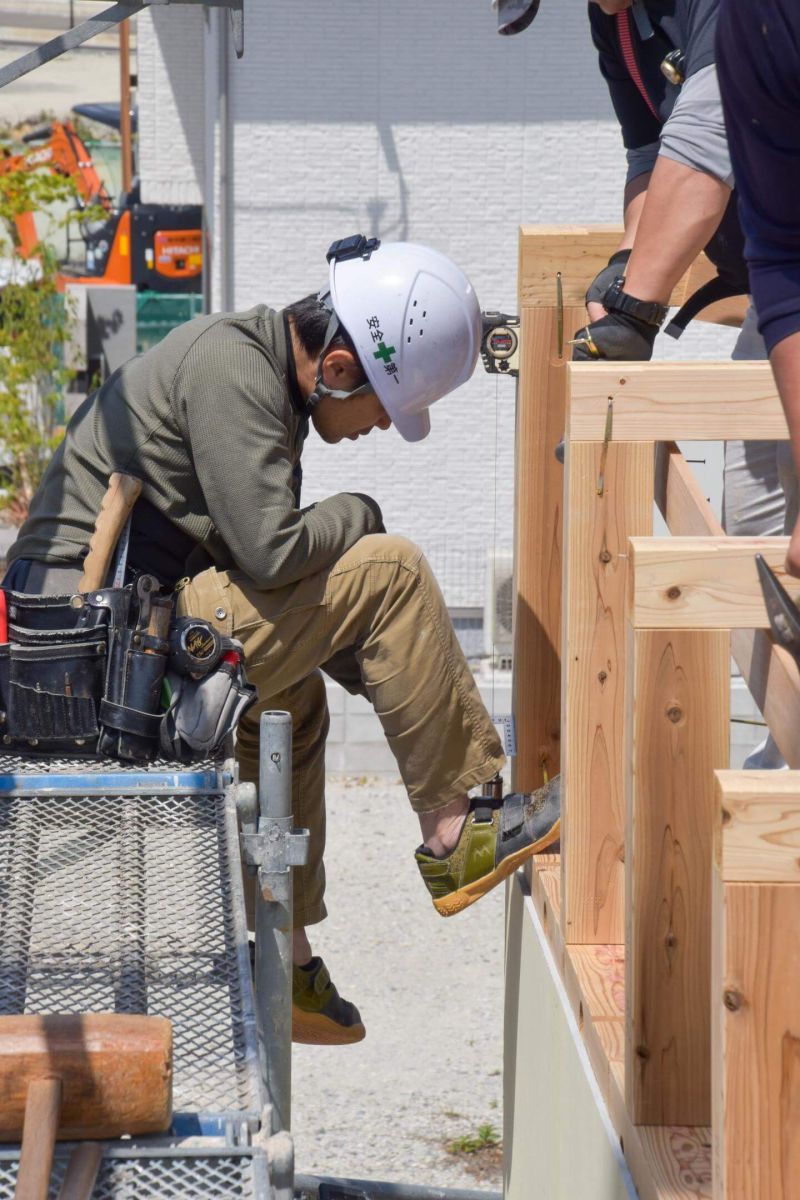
[0,115,202,293]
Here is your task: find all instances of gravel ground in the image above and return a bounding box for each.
[292,776,505,1191]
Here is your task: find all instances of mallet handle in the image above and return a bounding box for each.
[15,1076,61,1200]
[78,473,142,594]
[57,1142,103,1200]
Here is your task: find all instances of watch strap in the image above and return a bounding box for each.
[602,276,669,327]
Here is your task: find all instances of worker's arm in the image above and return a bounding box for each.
[586,171,651,322]
[584,9,661,322]
[717,0,800,574]
[576,63,733,360]
[769,335,800,575]
[173,337,383,590]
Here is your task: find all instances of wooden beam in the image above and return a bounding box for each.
[654,442,720,537]
[712,782,800,1197]
[730,630,800,770]
[626,627,729,1126]
[567,362,785,443]
[519,226,623,308]
[628,536,793,629]
[714,772,800,884]
[655,447,800,768]
[513,304,585,791]
[561,439,654,945]
[518,227,733,320]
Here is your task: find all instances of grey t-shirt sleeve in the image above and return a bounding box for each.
[172,335,383,589]
[658,63,734,187]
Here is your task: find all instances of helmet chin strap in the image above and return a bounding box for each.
[307,297,371,410]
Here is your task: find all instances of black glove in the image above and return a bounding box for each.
[571,311,657,362]
[585,249,632,309]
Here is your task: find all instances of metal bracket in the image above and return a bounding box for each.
[0,0,244,92]
[596,398,614,496]
[240,825,310,874]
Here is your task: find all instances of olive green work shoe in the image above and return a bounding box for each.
[415,776,561,917]
[292,956,366,1046]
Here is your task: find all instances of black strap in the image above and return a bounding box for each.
[499,792,526,840]
[99,698,162,739]
[665,275,747,340]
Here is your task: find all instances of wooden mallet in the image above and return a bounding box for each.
[0,1013,173,1200]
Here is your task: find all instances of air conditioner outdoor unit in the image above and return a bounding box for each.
[484,549,514,671]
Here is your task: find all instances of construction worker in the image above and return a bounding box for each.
[716,0,800,579]
[3,234,560,1045]
[499,0,795,771]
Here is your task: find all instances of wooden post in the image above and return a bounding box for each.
[513,303,584,790]
[713,772,800,1199]
[513,226,627,792]
[560,438,654,945]
[625,626,729,1126]
[512,228,728,795]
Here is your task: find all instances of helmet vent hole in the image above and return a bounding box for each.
[419,329,424,336]
[422,310,427,317]
[407,336,411,344]
[409,318,413,326]
[413,299,417,307]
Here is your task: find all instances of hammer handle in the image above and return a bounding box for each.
[15,1076,61,1200]
[78,473,142,594]
[57,1142,103,1200]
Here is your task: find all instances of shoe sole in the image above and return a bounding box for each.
[292,1006,366,1046]
[432,817,561,917]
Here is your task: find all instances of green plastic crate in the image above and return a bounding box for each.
[136,291,204,354]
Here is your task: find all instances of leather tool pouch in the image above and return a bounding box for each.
[0,591,110,753]
[0,584,254,763]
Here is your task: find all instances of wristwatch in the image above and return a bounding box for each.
[602,276,669,328]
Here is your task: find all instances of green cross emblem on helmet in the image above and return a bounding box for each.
[373,341,396,364]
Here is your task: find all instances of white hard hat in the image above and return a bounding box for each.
[325,237,482,442]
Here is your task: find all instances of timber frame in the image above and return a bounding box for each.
[508,226,800,1198]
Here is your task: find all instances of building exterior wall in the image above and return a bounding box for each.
[136,1,737,610]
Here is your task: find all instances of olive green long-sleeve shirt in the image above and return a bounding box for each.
[10,306,383,588]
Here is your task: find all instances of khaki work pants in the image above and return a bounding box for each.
[178,535,505,927]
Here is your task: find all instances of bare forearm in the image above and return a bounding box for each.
[623,156,731,303]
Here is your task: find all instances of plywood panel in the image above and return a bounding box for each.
[561,441,654,945]
[626,629,729,1126]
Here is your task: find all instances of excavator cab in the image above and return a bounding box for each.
[1,106,203,293]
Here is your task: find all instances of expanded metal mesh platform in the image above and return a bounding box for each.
[0,1146,269,1199]
[0,754,270,1197]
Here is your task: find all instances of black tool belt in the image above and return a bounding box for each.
[0,578,255,763]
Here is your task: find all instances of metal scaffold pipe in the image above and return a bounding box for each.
[256,710,294,1139]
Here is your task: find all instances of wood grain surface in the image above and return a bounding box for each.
[0,1013,172,1139]
[561,440,654,945]
[512,304,584,790]
[713,880,800,1199]
[568,362,784,443]
[626,629,729,1127]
